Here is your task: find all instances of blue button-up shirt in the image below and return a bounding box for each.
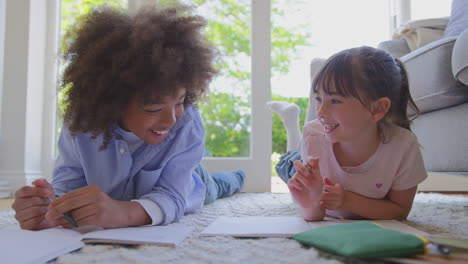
[52,105,206,225]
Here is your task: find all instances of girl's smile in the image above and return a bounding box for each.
[314,87,378,148]
[320,119,339,133]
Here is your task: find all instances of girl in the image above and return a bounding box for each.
[12,5,244,230]
[283,46,427,221]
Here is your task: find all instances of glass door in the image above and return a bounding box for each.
[193,0,271,192]
[54,0,272,192]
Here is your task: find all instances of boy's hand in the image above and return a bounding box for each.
[12,178,56,230]
[46,184,150,228]
[321,177,346,210]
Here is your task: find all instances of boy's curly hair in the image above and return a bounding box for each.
[60,4,217,149]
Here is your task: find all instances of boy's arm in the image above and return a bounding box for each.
[139,106,206,225]
[341,186,417,220]
[12,179,56,230]
[47,184,152,228]
[52,125,88,195]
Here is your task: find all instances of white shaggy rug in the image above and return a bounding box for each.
[1,192,467,264]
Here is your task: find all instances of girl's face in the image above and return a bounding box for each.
[314,86,376,145]
[120,88,186,145]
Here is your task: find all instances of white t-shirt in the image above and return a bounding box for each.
[298,120,428,219]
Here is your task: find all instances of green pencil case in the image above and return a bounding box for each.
[292,221,428,258]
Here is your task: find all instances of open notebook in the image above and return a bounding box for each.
[1,224,193,264]
[200,216,429,238]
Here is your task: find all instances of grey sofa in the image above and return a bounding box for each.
[377,28,468,173]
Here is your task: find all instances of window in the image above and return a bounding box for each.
[42,0,129,180]
[411,0,452,20]
[56,0,128,153]
[50,0,417,192]
[270,0,393,191]
[192,0,271,192]
[193,0,252,159]
[53,0,271,192]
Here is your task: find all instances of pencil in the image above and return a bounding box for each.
[62,212,78,228]
[32,181,78,227]
[49,196,78,228]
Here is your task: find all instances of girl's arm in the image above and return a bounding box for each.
[288,158,325,221]
[321,132,426,220]
[341,186,417,220]
[339,135,424,220]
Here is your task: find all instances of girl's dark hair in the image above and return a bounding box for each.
[60,4,217,148]
[312,46,419,133]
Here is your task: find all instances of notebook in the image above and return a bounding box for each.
[200,216,428,238]
[1,224,193,264]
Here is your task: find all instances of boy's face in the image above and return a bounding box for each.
[314,85,375,145]
[120,88,186,145]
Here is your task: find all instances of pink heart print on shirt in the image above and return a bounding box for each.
[376,184,383,188]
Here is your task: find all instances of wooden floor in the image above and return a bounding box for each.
[0,198,13,211]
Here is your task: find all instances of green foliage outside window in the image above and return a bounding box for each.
[57,0,126,122]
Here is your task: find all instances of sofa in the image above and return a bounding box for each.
[376,7,468,173]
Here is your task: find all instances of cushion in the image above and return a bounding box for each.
[401,36,468,115]
[293,222,427,259]
[394,18,448,51]
[444,0,468,38]
[377,38,411,58]
[305,58,326,122]
[452,28,468,85]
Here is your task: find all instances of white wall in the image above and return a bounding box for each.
[0,0,51,194]
[0,0,5,133]
[0,0,31,192]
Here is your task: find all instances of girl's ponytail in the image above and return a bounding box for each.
[393,58,420,131]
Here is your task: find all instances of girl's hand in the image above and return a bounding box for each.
[45,185,149,229]
[287,158,323,209]
[321,177,346,210]
[12,179,56,230]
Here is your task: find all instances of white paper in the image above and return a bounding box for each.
[1,228,83,264]
[200,216,428,237]
[82,224,194,247]
[0,223,194,264]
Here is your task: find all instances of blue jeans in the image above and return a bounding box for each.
[275,150,301,184]
[195,164,245,204]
